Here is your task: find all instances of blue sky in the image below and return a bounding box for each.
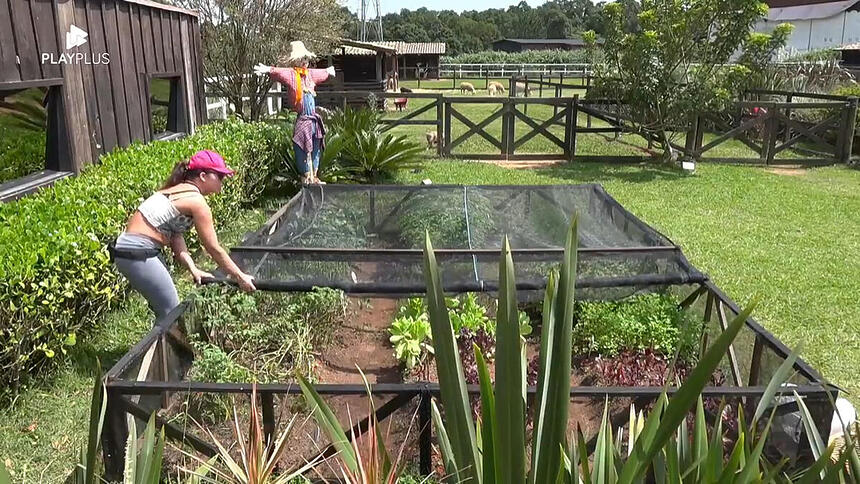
[345,0,548,15]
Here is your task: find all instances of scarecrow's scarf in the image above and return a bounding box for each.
[294,67,308,107]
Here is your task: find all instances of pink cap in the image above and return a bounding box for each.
[188,150,234,176]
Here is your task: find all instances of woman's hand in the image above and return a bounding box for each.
[234,272,257,292]
[191,268,215,285]
[253,63,272,76]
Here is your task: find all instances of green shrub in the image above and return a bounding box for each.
[186,286,346,382]
[0,119,289,397]
[572,293,699,359]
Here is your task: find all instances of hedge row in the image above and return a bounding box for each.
[442,49,590,65]
[0,119,289,396]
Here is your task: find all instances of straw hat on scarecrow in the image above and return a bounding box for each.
[279,41,316,67]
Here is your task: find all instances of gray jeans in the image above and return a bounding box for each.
[113,232,179,320]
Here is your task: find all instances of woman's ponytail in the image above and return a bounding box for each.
[162,161,190,189]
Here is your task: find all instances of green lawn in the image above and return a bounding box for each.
[395,160,860,401]
[0,89,47,183]
[2,133,858,481]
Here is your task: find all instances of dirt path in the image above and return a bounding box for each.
[314,298,401,384]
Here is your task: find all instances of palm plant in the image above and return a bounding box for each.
[340,131,424,184]
[422,214,856,482]
[181,384,318,483]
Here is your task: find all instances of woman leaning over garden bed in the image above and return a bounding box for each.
[112,150,256,321]
[0,119,289,398]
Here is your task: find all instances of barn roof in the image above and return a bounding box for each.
[763,0,860,20]
[339,41,447,56]
[493,37,595,46]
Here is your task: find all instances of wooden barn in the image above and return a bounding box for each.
[0,0,205,200]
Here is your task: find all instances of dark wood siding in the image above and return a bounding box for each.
[0,0,205,172]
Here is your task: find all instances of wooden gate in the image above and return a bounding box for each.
[442,97,577,161]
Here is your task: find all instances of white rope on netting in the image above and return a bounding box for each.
[463,185,480,285]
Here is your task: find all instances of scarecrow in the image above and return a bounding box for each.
[254,41,336,185]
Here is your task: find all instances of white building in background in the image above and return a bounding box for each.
[755,0,860,56]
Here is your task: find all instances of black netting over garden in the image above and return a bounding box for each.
[229,184,705,297]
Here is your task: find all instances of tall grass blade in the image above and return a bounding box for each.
[532,215,578,484]
[476,346,497,484]
[495,236,525,484]
[298,374,358,473]
[423,231,481,483]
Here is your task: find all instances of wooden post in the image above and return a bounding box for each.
[443,100,452,157]
[700,292,714,356]
[436,95,444,157]
[783,93,793,144]
[840,97,858,163]
[159,335,170,409]
[452,69,457,90]
[102,388,130,481]
[684,116,697,158]
[539,73,544,97]
[523,76,529,116]
[55,0,92,171]
[760,104,777,165]
[748,337,764,386]
[565,96,577,162]
[484,65,489,90]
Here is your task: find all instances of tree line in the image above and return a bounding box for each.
[341,0,641,56]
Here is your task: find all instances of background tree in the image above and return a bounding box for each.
[180,0,345,121]
[585,0,792,160]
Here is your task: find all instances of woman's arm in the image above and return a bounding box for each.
[191,201,256,291]
[170,235,213,284]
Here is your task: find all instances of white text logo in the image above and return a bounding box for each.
[66,25,88,50]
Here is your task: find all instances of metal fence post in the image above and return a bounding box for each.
[102,386,129,482]
[419,390,432,475]
[262,392,275,446]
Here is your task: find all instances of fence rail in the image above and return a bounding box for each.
[99,278,836,481]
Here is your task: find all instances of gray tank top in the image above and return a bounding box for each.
[137,189,197,238]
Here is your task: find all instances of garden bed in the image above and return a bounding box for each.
[100,184,838,478]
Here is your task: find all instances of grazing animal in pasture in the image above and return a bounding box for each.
[513,82,533,97]
[426,130,439,148]
[487,81,506,96]
[459,82,476,94]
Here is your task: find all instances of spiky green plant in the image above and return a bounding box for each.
[423,214,857,483]
[123,414,167,484]
[299,369,413,483]
[182,384,319,483]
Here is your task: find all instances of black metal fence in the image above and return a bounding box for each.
[101,272,838,479]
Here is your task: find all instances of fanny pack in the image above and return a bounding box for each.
[108,240,163,262]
